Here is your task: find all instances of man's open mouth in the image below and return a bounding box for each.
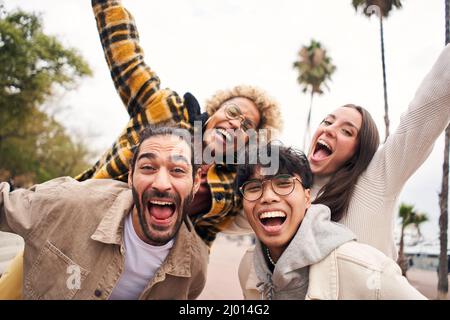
[311,139,333,161]
[147,199,176,223]
[259,210,287,233]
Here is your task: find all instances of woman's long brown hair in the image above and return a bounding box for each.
[312,104,380,221]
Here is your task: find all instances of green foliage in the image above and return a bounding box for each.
[0,8,92,185]
[352,0,402,18]
[293,39,336,148]
[293,39,336,95]
[397,202,428,275]
[0,10,91,111]
[399,203,428,235]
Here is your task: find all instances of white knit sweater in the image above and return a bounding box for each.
[312,45,450,259]
[226,44,450,260]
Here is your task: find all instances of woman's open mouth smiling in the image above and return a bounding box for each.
[311,139,333,162]
[215,128,234,143]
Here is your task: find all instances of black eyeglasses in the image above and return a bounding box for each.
[224,104,255,132]
[239,174,303,202]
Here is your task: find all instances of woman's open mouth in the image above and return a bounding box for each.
[311,139,333,162]
[215,128,234,143]
[147,199,177,226]
[258,211,287,234]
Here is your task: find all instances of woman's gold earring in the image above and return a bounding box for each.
[203,117,212,129]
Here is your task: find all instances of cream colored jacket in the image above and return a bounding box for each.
[239,241,426,300]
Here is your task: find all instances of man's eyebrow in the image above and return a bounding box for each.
[170,154,190,165]
[137,152,157,162]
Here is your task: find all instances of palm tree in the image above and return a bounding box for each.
[397,203,428,277]
[437,0,449,301]
[352,0,402,142]
[293,39,336,150]
[0,2,5,18]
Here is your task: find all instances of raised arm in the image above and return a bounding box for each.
[92,0,186,121]
[363,44,450,196]
[75,1,193,182]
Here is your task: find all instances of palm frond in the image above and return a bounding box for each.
[293,39,336,97]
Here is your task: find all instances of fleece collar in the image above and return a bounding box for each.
[253,204,356,299]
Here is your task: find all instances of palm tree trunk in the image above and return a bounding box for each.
[379,15,390,142]
[303,91,314,151]
[438,125,449,299]
[447,0,450,45]
[398,225,407,276]
[437,0,449,300]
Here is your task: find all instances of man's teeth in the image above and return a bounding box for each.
[317,139,331,151]
[217,128,233,141]
[150,200,174,206]
[259,211,286,219]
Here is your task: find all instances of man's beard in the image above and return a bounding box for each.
[132,186,194,245]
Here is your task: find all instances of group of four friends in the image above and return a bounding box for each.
[1,0,450,299]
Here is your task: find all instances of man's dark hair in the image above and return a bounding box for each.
[130,124,199,178]
[236,143,313,192]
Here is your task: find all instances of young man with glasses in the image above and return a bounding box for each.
[236,145,426,300]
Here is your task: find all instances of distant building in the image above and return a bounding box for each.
[403,239,450,272]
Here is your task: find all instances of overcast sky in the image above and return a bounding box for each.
[5,0,449,241]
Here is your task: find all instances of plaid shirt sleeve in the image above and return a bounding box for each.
[91,0,188,120]
[76,0,191,182]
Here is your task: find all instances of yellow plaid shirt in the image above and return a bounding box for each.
[76,0,242,246]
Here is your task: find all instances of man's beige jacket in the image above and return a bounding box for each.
[0,177,209,299]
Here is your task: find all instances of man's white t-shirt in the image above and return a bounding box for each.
[109,213,174,300]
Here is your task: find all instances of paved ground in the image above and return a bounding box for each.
[407,268,450,300]
[198,234,252,300]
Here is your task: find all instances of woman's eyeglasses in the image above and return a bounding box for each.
[239,174,303,202]
[224,104,255,132]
